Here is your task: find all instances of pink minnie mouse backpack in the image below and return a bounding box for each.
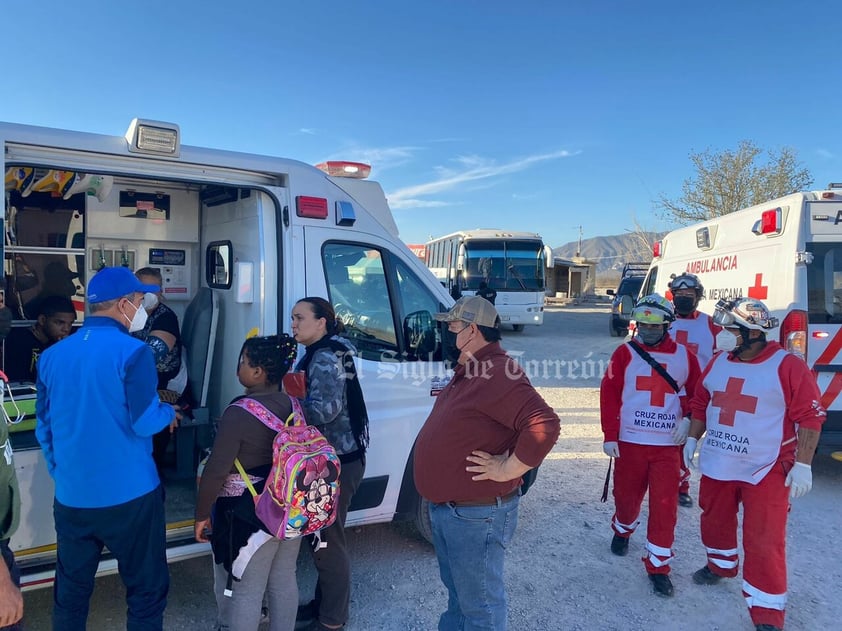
[233,396,341,540]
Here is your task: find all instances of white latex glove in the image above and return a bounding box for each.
[672,417,691,445]
[785,462,812,499]
[683,437,698,470]
[603,441,620,458]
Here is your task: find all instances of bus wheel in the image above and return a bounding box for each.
[512,324,525,332]
[414,496,433,544]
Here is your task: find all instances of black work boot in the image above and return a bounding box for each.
[610,534,629,556]
[648,573,674,597]
[755,625,782,631]
[678,492,694,507]
[692,565,723,585]
[296,600,318,626]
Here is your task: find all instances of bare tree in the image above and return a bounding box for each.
[622,221,659,263]
[657,140,813,224]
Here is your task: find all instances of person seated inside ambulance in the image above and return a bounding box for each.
[2,295,76,383]
[22,261,79,321]
[131,267,190,471]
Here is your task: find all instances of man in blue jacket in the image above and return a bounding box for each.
[36,267,178,631]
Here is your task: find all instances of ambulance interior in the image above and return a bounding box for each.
[2,165,243,532]
[4,161,450,555]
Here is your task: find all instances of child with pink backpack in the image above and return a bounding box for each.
[195,334,338,631]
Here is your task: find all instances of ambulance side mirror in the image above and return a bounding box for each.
[403,310,438,360]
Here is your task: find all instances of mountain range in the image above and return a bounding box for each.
[552,231,666,277]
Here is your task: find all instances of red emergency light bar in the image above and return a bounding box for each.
[315,161,372,179]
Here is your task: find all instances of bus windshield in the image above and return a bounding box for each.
[463,240,546,291]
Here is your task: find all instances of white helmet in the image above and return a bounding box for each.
[713,298,778,331]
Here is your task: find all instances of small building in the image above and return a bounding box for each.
[546,256,597,298]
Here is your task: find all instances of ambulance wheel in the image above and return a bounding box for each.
[413,496,433,544]
[609,320,620,337]
[512,324,525,332]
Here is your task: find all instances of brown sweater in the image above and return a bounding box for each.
[414,342,560,504]
[195,391,292,520]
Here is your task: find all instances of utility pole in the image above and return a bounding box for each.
[575,225,583,258]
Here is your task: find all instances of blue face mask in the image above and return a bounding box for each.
[637,327,665,346]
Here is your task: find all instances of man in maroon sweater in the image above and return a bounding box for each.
[414,296,559,631]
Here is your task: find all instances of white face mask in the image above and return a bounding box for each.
[715,330,738,352]
[124,299,149,333]
[142,292,159,311]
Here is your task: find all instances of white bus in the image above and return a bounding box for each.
[425,229,551,331]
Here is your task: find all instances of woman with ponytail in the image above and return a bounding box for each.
[291,297,369,631]
[194,334,300,631]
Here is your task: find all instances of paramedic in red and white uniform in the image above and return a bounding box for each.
[667,272,722,508]
[600,294,701,598]
[684,297,825,631]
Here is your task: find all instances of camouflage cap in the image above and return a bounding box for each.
[434,295,500,328]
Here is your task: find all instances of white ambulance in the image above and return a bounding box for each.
[1,118,454,588]
[639,185,842,450]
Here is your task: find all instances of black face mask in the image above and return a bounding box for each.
[444,329,462,365]
[673,295,696,316]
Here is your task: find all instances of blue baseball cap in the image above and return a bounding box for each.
[87,267,160,304]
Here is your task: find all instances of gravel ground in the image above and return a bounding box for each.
[23,304,842,630]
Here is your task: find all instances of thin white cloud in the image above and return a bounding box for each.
[298,128,318,135]
[389,198,450,210]
[817,148,834,159]
[327,145,421,172]
[388,149,577,209]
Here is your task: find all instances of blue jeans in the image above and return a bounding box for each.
[52,486,169,631]
[429,494,519,631]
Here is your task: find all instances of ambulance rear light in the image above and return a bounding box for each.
[780,309,807,360]
[296,196,328,219]
[752,208,782,235]
[125,119,180,157]
[315,161,372,179]
[653,240,663,258]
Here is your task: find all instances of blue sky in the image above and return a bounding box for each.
[3,1,839,250]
